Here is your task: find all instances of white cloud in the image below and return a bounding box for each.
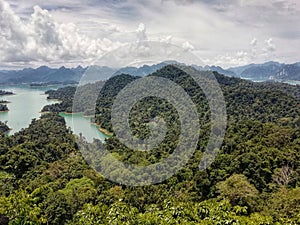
[0,0,124,67]
[31,6,60,45]
[250,38,258,47]
[159,35,173,44]
[206,37,279,68]
[182,41,194,51]
[136,23,147,43]
[208,51,250,68]
[263,38,276,52]
[0,1,202,68]
[1,0,300,68]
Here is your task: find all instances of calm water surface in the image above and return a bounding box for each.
[59,113,108,142]
[0,85,107,142]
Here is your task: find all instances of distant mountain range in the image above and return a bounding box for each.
[0,61,299,85]
[227,61,300,81]
[113,61,183,77]
[0,65,85,84]
[114,61,300,82]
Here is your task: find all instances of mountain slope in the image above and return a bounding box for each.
[201,65,237,77]
[11,64,299,224]
[113,61,180,77]
[228,61,300,81]
[275,63,300,80]
[0,61,299,85]
[240,61,282,80]
[0,66,86,84]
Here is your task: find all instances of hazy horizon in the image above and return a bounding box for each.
[1,60,300,71]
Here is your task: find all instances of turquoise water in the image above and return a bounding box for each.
[0,84,59,134]
[60,113,109,142]
[0,85,107,142]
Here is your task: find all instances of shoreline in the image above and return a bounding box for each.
[60,112,82,115]
[60,112,112,136]
[41,93,63,102]
[83,115,94,118]
[46,98,62,102]
[0,93,15,96]
[90,122,113,136]
[98,127,113,136]
[41,110,113,137]
[40,111,52,114]
[40,111,81,115]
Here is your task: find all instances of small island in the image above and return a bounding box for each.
[0,100,10,104]
[0,90,14,96]
[0,104,8,112]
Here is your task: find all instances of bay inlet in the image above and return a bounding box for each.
[0,85,107,142]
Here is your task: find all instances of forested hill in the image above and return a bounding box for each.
[42,65,300,126]
[94,65,300,132]
[1,65,299,224]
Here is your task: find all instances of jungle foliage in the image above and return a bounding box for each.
[1,65,300,224]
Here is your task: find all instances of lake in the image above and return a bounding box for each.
[241,77,300,85]
[0,85,108,142]
[59,113,108,142]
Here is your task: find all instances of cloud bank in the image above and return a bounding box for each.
[0,0,125,68]
[1,0,299,68]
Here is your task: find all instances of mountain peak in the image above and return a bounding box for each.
[37,65,50,70]
[75,65,84,70]
[263,61,281,66]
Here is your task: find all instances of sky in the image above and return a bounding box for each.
[0,0,299,69]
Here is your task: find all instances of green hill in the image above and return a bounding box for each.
[2,65,299,224]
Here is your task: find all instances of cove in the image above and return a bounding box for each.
[0,85,107,142]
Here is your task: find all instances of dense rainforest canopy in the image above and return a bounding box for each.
[1,65,300,224]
